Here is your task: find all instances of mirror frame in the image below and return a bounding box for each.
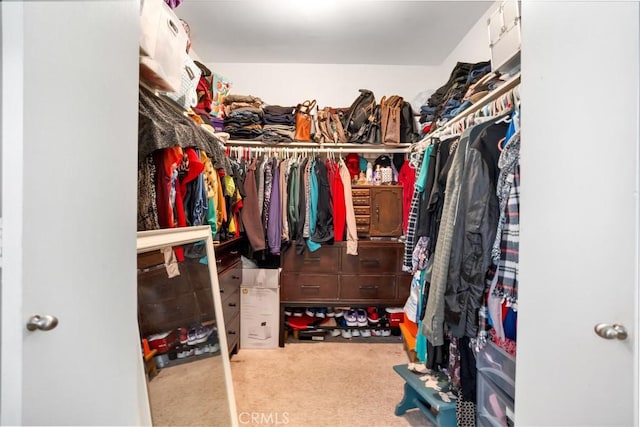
[136,225,238,427]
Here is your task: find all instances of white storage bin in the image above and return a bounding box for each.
[139,0,188,92]
[477,372,515,427]
[487,0,521,74]
[476,340,516,399]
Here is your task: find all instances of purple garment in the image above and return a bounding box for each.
[164,0,182,8]
[267,160,282,255]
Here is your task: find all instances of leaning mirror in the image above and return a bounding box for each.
[136,226,237,427]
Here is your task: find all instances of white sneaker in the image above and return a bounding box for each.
[372,329,383,337]
[341,329,352,339]
[352,329,361,337]
[330,329,341,337]
[361,329,371,338]
[381,329,391,337]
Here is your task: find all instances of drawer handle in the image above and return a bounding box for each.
[228,331,236,335]
[232,275,241,280]
[220,288,225,293]
[300,285,320,290]
[360,259,380,266]
[228,303,237,307]
[303,258,321,263]
[230,250,238,255]
[359,285,379,290]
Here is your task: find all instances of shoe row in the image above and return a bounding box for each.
[177,325,217,346]
[284,307,384,326]
[176,342,221,359]
[330,328,392,339]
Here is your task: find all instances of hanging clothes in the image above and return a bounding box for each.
[422,112,510,346]
[267,158,282,255]
[338,158,358,256]
[444,120,510,339]
[310,159,334,244]
[240,158,266,251]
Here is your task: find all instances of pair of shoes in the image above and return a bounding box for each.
[371,329,392,337]
[361,329,371,338]
[178,327,188,344]
[352,329,361,337]
[345,308,371,327]
[367,307,380,324]
[306,308,328,318]
[187,325,213,345]
[291,308,304,317]
[341,329,352,339]
[330,329,341,337]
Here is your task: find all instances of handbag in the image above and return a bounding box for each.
[294,99,316,142]
[380,95,404,145]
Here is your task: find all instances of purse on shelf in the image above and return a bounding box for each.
[294,99,316,142]
[316,107,347,143]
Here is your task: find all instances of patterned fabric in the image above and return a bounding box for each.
[456,400,476,427]
[412,236,430,273]
[448,335,462,393]
[137,155,160,231]
[262,160,273,230]
[402,150,428,273]
[493,162,520,309]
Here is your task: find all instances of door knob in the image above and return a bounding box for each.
[594,323,628,340]
[26,314,59,332]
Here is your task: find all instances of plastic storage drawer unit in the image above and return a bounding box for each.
[477,340,516,398]
[477,372,515,427]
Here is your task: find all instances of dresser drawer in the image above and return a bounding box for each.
[225,312,240,354]
[218,264,242,296]
[340,275,396,300]
[214,238,243,273]
[352,196,370,206]
[222,287,240,324]
[397,273,412,300]
[282,246,339,272]
[477,340,516,399]
[280,273,338,301]
[351,188,370,198]
[341,245,400,274]
[356,225,370,234]
[353,206,370,216]
[355,215,371,226]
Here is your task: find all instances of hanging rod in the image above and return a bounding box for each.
[414,71,522,146]
[224,140,412,153]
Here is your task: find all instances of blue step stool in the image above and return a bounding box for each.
[393,364,457,427]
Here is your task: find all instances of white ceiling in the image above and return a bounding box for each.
[175,1,493,66]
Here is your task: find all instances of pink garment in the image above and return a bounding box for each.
[338,159,358,255]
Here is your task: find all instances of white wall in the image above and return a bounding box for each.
[208,62,440,107]
[437,1,494,83]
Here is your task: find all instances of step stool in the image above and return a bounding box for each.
[393,364,457,427]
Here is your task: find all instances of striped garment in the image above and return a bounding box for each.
[492,164,520,308]
[402,151,426,273]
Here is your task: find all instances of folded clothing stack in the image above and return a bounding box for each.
[223,94,264,140]
[262,105,296,143]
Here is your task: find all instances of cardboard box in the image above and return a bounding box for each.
[240,268,280,349]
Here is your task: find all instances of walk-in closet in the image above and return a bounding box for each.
[2,1,638,427]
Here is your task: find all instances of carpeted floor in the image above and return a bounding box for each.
[148,342,433,427]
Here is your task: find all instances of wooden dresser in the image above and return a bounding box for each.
[352,185,403,237]
[279,239,411,345]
